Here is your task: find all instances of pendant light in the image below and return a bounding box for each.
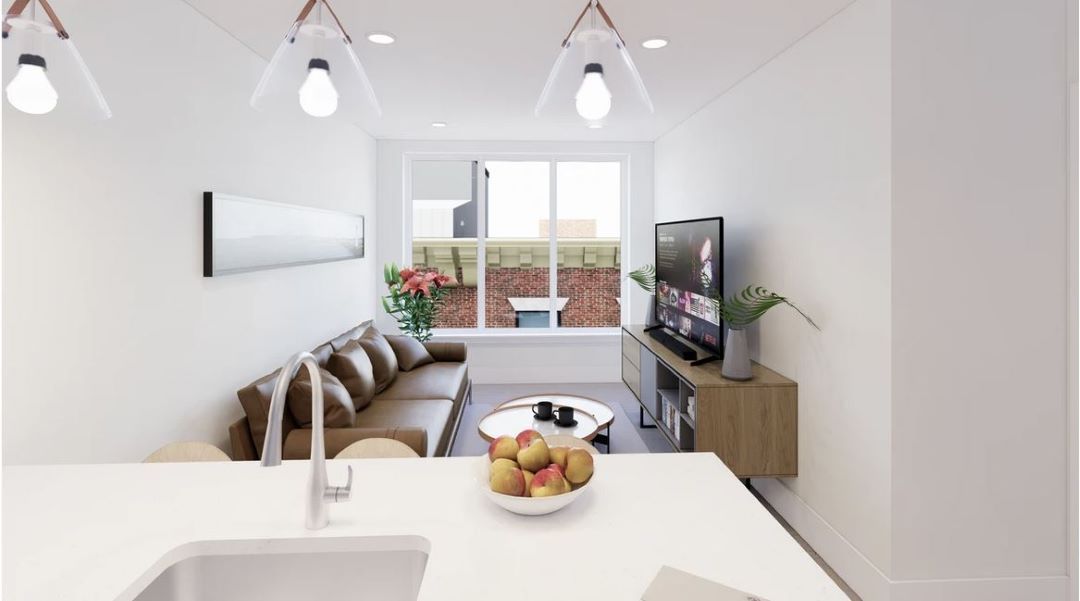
[2,0,111,119]
[251,0,381,122]
[535,0,652,126]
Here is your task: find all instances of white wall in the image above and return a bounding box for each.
[655,0,894,594]
[2,0,377,465]
[890,0,1072,599]
[656,0,1076,600]
[376,139,654,384]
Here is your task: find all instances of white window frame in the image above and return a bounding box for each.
[403,152,630,339]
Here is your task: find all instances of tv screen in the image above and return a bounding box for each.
[654,217,724,356]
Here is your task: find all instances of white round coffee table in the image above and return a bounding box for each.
[478,405,600,444]
[493,394,616,453]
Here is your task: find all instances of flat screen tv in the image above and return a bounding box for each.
[654,217,724,357]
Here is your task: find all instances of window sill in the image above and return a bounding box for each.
[431,327,622,345]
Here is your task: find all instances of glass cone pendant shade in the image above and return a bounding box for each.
[251,0,381,124]
[536,0,652,125]
[298,58,338,117]
[2,0,111,119]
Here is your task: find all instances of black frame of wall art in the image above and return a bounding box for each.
[203,191,365,277]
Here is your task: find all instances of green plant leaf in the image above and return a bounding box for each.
[627,264,656,293]
[704,282,820,330]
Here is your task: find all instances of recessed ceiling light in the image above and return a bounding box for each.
[431,121,447,128]
[642,37,668,49]
[366,32,396,45]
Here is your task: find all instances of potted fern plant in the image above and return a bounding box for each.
[707,285,819,380]
[627,264,657,326]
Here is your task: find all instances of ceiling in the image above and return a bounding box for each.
[182,0,854,141]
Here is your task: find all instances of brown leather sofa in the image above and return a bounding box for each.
[228,321,470,460]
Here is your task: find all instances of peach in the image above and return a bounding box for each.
[490,465,526,496]
[522,470,535,496]
[488,435,519,462]
[515,429,543,449]
[548,446,569,470]
[565,447,594,484]
[490,458,519,476]
[529,466,571,498]
[516,438,550,472]
[546,463,565,477]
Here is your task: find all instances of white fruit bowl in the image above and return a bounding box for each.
[477,455,591,516]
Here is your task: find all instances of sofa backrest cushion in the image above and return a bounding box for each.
[358,327,399,394]
[287,367,356,428]
[311,343,334,367]
[326,339,377,410]
[386,335,436,371]
[330,322,371,352]
[237,369,298,459]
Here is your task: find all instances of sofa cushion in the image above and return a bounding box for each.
[287,368,356,429]
[311,343,334,367]
[326,340,376,410]
[330,322,371,352]
[374,362,468,406]
[354,399,452,457]
[237,370,283,457]
[423,340,467,363]
[358,327,398,393]
[386,335,435,371]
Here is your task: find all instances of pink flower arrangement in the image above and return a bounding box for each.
[382,264,455,341]
[400,270,454,298]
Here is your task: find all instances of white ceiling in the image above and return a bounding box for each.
[183,0,854,141]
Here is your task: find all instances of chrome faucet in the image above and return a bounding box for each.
[261,351,353,530]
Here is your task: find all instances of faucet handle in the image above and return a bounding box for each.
[324,465,353,503]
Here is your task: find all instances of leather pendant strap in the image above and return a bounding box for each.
[594,2,625,45]
[560,0,592,48]
[560,0,624,48]
[290,0,353,45]
[4,0,69,40]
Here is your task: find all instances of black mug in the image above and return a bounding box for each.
[556,406,575,426]
[532,400,554,420]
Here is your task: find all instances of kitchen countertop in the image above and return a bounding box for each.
[4,453,847,601]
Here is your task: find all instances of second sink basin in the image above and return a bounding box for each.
[132,535,430,601]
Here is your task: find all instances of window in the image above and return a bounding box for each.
[410,160,478,328]
[407,156,623,331]
[556,162,621,328]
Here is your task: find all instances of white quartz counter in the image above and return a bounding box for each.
[4,453,847,600]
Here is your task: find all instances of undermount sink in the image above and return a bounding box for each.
[132,535,430,601]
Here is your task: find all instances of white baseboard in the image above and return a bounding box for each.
[752,479,1070,601]
[752,478,892,600]
[890,575,1069,601]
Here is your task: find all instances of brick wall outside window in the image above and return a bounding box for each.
[430,267,620,329]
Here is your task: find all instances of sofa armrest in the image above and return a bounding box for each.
[423,340,467,363]
[284,427,428,459]
[228,417,258,461]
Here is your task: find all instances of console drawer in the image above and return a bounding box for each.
[622,355,641,400]
[622,332,640,368]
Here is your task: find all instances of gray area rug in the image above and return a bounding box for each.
[451,382,673,457]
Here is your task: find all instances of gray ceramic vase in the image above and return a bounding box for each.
[721,327,753,381]
[645,295,658,327]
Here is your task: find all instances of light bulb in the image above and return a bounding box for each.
[575,63,611,121]
[298,58,338,117]
[5,54,57,115]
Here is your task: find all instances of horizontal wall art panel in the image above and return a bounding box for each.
[203,192,365,277]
